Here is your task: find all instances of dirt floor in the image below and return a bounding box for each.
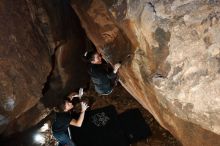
[82,84,182,146]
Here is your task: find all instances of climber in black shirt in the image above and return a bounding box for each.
[52,95,89,146]
[84,51,121,95]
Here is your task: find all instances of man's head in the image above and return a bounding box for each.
[63,100,74,112]
[85,51,102,64]
[55,100,74,112]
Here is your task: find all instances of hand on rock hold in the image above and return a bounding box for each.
[113,63,121,73]
[81,102,89,112]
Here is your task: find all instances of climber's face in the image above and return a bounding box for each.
[64,100,73,112]
[91,53,102,64]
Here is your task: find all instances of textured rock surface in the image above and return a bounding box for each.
[71,0,220,145]
[0,0,90,139]
[40,0,90,108]
[0,0,51,136]
[1,0,220,145]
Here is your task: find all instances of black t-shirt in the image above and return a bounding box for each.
[88,64,116,83]
[52,112,72,132]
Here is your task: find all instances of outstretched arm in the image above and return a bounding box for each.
[107,63,121,79]
[68,88,84,100]
[70,102,89,127]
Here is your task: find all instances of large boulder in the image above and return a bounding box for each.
[0,0,90,138]
[0,0,51,136]
[71,0,220,145]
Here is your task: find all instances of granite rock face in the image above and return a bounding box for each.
[0,0,90,138]
[71,0,220,145]
[0,0,51,136]
[1,0,220,145]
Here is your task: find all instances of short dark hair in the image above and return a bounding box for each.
[84,50,97,62]
[54,99,67,112]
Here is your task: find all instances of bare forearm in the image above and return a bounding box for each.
[70,102,88,127]
[77,111,85,127]
[70,111,85,127]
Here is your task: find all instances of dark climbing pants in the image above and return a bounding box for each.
[53,130,76,146]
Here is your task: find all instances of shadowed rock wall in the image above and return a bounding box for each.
[0,0,90,138]
[0,0,51,136]
[40,0,90,108]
